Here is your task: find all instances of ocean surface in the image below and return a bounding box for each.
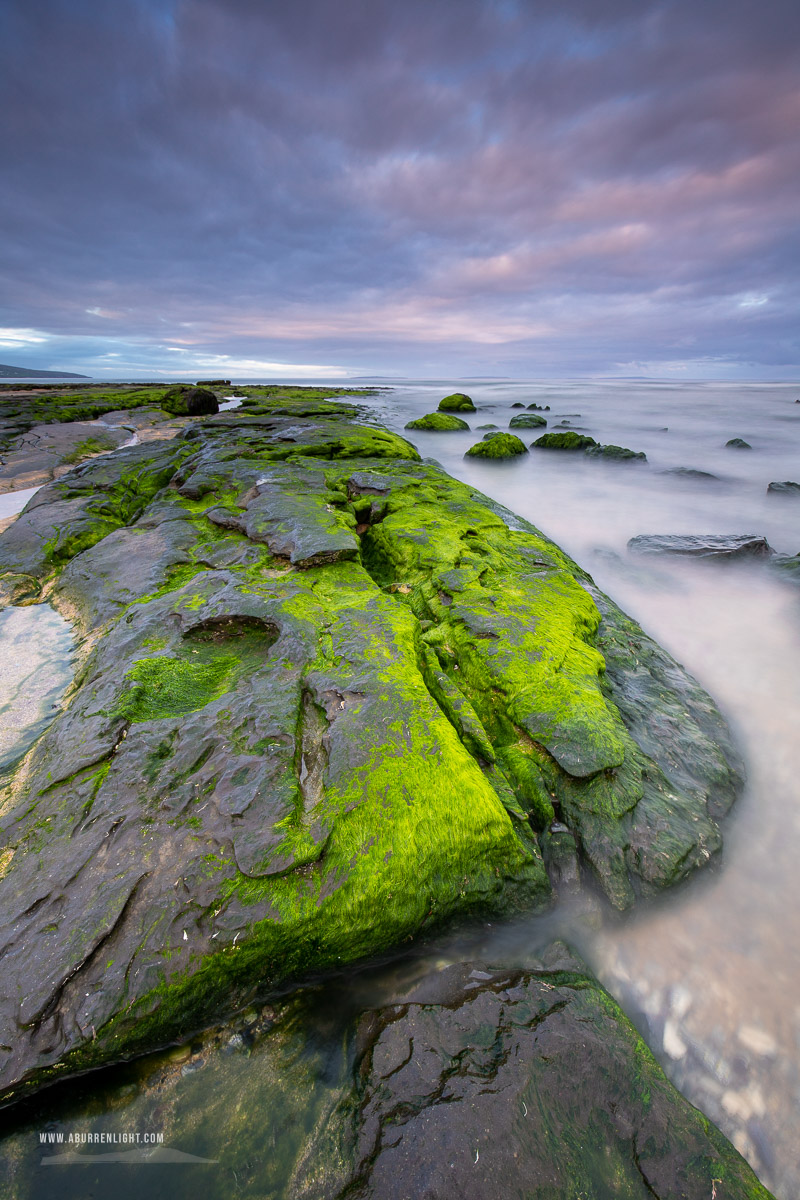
[1,380,798,1198]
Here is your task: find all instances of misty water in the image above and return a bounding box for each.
[1,381,798,1198]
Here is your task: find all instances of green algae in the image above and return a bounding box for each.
[437,392,476,413]
[533,431,597,450]
[465,432,528,458]
[61,434,119,464]
[404,412,470,431]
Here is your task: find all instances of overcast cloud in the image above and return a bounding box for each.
[1,0,798,378]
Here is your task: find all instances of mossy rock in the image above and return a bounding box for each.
[465,432,528,458]
[585,443,646,461]
[509,413,547,429]
[476,423,498,430]
[0,412,743,1101]
[726,437,752,449]
[404,412,470,431]
[533,431,597,450]
[159,385,220,416]
[437,392,476,413]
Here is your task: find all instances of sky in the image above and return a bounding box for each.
[1,0,799,381]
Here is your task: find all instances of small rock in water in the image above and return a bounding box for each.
[737,1025,777,1057]
[660,467,721,481]
[726,438,752,449]
[628,534,773,560]
[767,480,800,496]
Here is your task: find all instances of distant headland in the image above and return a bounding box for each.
[0,362,89,380]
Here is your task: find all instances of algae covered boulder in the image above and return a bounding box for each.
[160,385,219,416]
[533,431,597,450]
[404,412,470,431]
[0,406,742,1100]
[465,432,527,458]
[438,391,476,413]
[508,413,547,429]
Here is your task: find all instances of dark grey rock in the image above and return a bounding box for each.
[628,534,772,560]
[767,480,800,496]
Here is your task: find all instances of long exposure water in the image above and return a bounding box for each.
[1,381,798,1198]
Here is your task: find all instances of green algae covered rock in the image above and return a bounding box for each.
[533,431,597,450]
[0,408,742,1101]
[437,391,476,413]
[465,432,528,458]
[404,412,470,431]
[159,385,220,416]
[508,412,547,429]
[585,443,647,460]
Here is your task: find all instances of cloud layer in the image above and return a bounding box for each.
[2,0,798,377]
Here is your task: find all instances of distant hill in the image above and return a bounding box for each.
[0,363,89,380]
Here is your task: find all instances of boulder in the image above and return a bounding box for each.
[0,411,743,1100]
[767,481,800,496]
[159,385,219,416]
[628,533,772,560]
[508,413,547,429]
[726,438,752,449]
[437,392,476,413]
[404,412,470,431]
[465,432,528,458]
[585,443,646,461]
[532,431,596,450]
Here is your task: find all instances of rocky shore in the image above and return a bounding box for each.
[0,384,769,1195]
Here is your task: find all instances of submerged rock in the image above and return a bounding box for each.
[628,534,772,560]
[330,947,772,1199]
[527,402,549,410]
[767,480,800,496]
[726,438,752,450]
[465,432,528,458]
[437,392,476,413]
[508,413,547,429]
[0,945,771,1199]
[585,443,647,461]
[660,467,721,481]
[404,412,470,431]
[0,404,742,1099]
[532,431,597,450]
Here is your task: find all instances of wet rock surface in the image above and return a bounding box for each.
[335,947,771,1200]
[0,944,772,1198]
[766,480,800,495]
[628,534,773,560]
[0,397,743,1103]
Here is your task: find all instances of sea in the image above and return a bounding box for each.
[0,379,798,1198]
